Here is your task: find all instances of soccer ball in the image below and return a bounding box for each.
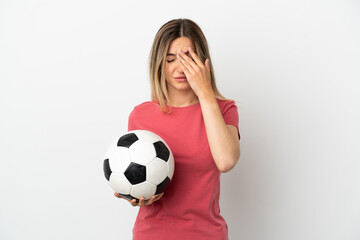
[103,130,175,201]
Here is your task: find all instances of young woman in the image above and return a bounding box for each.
[114,18,241,240]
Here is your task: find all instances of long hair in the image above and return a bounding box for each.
[148,18,227,113]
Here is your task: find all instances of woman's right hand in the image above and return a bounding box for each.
[114,192,164,207]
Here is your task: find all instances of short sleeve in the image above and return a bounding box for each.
[221,100,240,140]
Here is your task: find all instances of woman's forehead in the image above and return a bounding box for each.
[168,37,194,54]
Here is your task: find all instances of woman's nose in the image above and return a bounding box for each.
[176,62,183,73]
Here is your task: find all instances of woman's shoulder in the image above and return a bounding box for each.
[131,100,159,112]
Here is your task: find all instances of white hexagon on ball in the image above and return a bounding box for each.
[108,147,131,174]
[131,182,157,200]
[109,172,132,195]
[129,140,156,166]
[146,158,168,185]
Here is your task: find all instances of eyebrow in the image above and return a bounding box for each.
[167,51,190,56]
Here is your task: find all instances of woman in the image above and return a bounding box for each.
[115,18,241,240]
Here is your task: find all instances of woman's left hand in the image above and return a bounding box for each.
[176,47,214,99]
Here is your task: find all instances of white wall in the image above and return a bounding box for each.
[1,0,359,239]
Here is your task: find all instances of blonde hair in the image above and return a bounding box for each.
[148,18,227,113]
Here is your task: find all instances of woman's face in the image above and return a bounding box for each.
[165,37,195,93]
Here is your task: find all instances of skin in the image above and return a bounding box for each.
[116,36,240,207]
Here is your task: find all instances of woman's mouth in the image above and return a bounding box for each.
[175,76,187,82]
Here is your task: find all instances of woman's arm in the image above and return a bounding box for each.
[176,48,240,172]
[199,94,240,173]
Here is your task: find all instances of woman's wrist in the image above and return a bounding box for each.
[198,90,217,105]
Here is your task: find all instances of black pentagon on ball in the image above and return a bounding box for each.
[155,177,171,195]
[153,141,170,161]
[118,193,139,202]
[103,159,112,181]
[124,162,146,184]
[117,133,139,148]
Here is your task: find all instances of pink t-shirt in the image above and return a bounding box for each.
[128,98,240,240]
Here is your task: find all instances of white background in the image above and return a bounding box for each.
[1,0,359,239]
